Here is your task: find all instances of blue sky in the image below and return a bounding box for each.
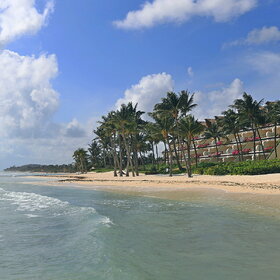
[0,0,280,168]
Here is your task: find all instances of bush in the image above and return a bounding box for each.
[145,166,159,175]
[193,162,220,175]
[200,159,280,176]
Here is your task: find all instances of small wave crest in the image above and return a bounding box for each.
[0,188,113,229]
[0,188,96,216]
[0,188,69,212]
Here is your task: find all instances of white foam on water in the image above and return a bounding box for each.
[0,188,112,225]
[0,187,69,212]
[100,216,114,226]
[25,214,39,218]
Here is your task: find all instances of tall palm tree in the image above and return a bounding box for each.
[154,91,197,170]
[204,120,224,162]
[96,112,122,177]
[113,103,144,177]
[179,115,204,177]
[220,109,243,161]
[151,112,175,177]
[232,93,265,160]
[265,101,280,158]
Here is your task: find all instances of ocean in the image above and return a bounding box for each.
[1,172,280,280]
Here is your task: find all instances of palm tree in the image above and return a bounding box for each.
[265,101,280,158]
[113,103,144,177]
[73,148,89,173]
[96,112,121,177]
[151,112,175,176]
[154,91,197,170]
[88,140,102,167]
[179,115,204,177]
[220,109,244,161]
[232,93,265,160]
[204,120,224,162]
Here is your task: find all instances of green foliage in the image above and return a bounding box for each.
[193,162,219,175]
[145,166,160,175]
[93,168,115,173]
[194,159,280,176]
[4,164,75,173]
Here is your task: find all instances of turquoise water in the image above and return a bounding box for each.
[1,173,280,279]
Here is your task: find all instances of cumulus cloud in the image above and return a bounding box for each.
[0,0,53,46]
[193,79,244,119]
[0,50,59,138]
[225,26,280,47]
[115,73,174,113]
[64,119,86,138]
[114,0,257,29]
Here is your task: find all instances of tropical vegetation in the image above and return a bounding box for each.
[71,91,280,177]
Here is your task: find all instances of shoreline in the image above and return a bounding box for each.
[28,171,280,195]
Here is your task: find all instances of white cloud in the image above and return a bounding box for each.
[0,50,59,138]
[187,66,194,77]
[64,118,86,138]
[247,51,280,75]
[115,73,174,113]
[226,26,280,47]
[114,0,256,29]
[0,0,53,46]
[194,78,244,119]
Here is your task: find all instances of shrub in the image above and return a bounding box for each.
[145,166,159,175]
[201,159,280,176]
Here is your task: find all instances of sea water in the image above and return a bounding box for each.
[1,172,280,280]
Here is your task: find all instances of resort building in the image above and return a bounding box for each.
[179,121,280,163]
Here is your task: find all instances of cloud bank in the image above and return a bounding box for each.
[0,0,54,46]
[0,50,59,138]
[114,0,257,29]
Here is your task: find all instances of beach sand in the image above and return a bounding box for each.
[31,171,280,195]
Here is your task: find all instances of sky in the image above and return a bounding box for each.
[0,0,280,169]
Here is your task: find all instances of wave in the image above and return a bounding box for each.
[0,187,97,216]
[0,187,70,212]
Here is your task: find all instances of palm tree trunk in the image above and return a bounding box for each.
[252,125,256,161]
[187,143,192,178]
[172,137,183,170]
[192,139,199,167]
[182,145,189,176]
[118,136,123,176]
[256,128,266,159]
[133,149,139,176]
[275,122,278,158]
[163,141,168,165]
[122,133,135,177]
[167,139,173,177]
[139,151,146,170]
[155,144,159,170]
[214,138,219,162]
[234,134,241,162]
[151,141,156,167]
[110,138,117,177]
[237,134,244,161]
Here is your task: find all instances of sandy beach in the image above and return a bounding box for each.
[31,171,280,195]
